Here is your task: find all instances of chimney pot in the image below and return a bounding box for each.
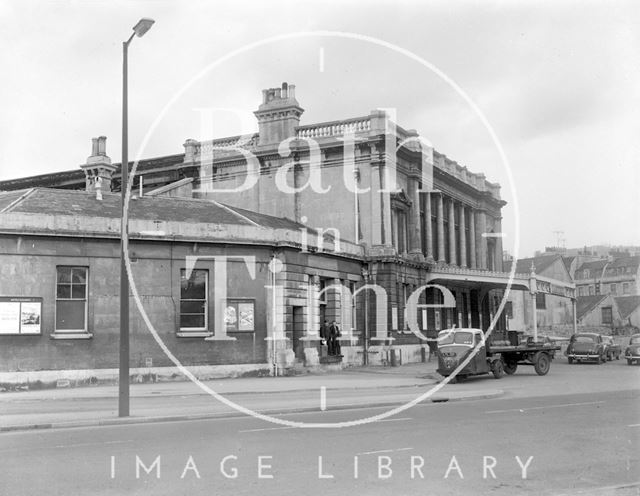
[81,136,115,192]
[97,136,107,155]
[254,83,303,145]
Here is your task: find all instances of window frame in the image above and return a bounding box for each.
[601,306,613,325]
[505,300,514,319]
[535,292,546,309]
[179,268,209,332]
[55,266,89,333]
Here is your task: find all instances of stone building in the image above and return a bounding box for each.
[575,294,621,329]
[503,254,576,335]
[574,256,640,298]
[0,82,533,380]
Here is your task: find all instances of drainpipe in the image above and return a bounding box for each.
[271,252,278,377]
[362,262,371,365]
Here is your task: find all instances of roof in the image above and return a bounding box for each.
[0,190,30,212]
[615,295,640,319]
[575,259,608,275]
[503,254,561,275]
[0,188,306,231]
[608,256,640,269]
[575,295,608,320]
[562,256,576,272]
[0,154,185,192]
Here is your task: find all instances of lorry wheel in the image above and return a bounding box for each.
[504,361,518,375]
[534,352,551,376]
[492,360,504,379]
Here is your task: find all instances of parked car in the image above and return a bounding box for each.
[624,334,640,365]
[602,335,621,361]
[565,333,607,364]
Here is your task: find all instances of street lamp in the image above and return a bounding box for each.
[120,17,154,418]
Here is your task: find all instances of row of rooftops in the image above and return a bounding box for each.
[505,253,640,321]
[505,253,640,280]
[573,256,640,281]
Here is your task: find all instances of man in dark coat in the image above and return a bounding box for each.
[320,319,330,352]
[329,320,342,356]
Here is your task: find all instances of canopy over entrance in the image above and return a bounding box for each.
[425,266,531,292]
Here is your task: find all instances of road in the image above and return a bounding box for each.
[2,359,639,496]
[1,355,638,429]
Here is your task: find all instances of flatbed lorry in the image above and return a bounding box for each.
[436,328,560,381]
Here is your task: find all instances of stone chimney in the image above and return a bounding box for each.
[80,136,117,193]
[254,82,304,146]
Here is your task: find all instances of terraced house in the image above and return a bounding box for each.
[574,256,640,297]
[0,83,547,382]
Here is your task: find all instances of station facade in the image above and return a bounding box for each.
[0,82,559,381]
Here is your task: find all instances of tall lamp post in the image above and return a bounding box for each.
[120,18,155,418]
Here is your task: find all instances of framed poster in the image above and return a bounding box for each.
[226,299,255,331]
[238,302,254,331]
[0,297,42,335]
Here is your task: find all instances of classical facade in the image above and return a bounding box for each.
[0,82,539,379]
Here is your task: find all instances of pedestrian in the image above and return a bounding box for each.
[329,320,342,356]
[320,319,330,351]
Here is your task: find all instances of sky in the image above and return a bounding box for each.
[0,0,638,258]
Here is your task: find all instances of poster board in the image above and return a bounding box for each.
[0,297,42,335]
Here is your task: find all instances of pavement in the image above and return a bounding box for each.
[0,360,504,432]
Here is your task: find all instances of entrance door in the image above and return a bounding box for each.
[470,290,480,328]
[292,306,305,361]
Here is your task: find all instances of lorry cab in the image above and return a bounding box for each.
[436,328,494,380]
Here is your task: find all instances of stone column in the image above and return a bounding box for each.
[459,204,467,268]
[370,164,383,246]
[381,166,393,247]
[408,176,422,257]
[476,210,487,269]
[423,192,434,261]
[448,198,456,265]
[494,216,504,271]
[469,209,477,268]
[436,193,445,263]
